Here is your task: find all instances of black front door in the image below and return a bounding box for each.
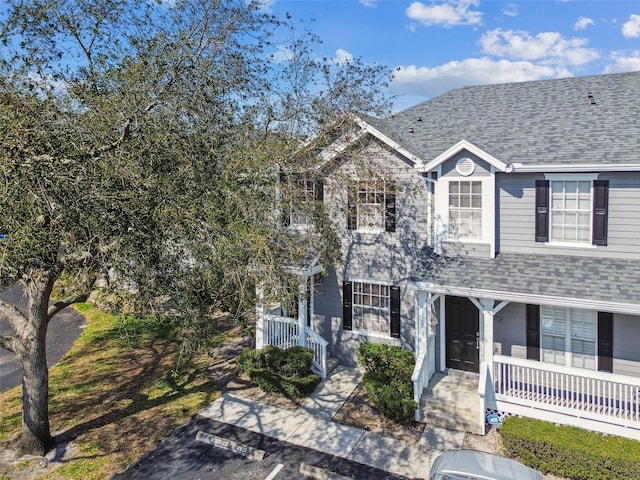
[445,296,479,373]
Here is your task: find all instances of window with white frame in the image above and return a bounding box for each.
[536,175,609,246]
[550,180,591,243]
[352,281,390,334]
[357,181,385,231]
[290,178,317,226]
[448,181,482,239]
[541,306,597,370]
[347,180,396,233]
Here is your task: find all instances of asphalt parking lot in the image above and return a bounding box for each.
[113,415,412,480]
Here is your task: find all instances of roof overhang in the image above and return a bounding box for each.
[350,114,425,166]
[511,163,640,173]
[416,139,512,173]
[412,282,640,316]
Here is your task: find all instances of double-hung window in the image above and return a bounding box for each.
[280,174,323,228]
[342,280,401,338]
[540,306,597,370]
[448,181,482,239]
[347,180,396,233]
[535,176,609,246]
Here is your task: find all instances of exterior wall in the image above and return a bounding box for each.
[498,172,640,259]
[493,303,640,378]
[313,141,431,366]
[432,152,495,258]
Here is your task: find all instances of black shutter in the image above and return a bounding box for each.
[279,173,290,227]
[390,286,401,338]
[342,281,352,331]
[535,180,549,242]
[592,180,609,246]
[598,312,613,372]
[526,304,540,360]
[347,184,357,230]
[385,181,396,233]
[315,179,324,203]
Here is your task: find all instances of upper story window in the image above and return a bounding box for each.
[550,180,591,242]
[280,174,323,228]
[535,176,609,246]
[347,180,396,233]
[448,181,482,239]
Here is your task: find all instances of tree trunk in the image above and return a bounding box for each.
[18,272,56,455]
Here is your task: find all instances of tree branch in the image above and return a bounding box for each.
[47,293,90,321]
[0,299,28,334]
[88,99,160,157]
[0,333,18,354]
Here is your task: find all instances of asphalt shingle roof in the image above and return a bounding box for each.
[370,71,640,167]
[412,249,640,307]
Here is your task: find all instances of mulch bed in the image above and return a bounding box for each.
[332,382,426,444]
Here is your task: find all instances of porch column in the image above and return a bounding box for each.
[255,284,265,349]
[480,298,495,370]
[415,290,428,358]
[309,274,315,329]
[298,277,307,347]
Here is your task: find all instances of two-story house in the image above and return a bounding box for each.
[256,71,640,440]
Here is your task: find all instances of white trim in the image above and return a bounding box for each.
[412,282,640,316]
[351,115,425,166]
[544,241,597,249]
[417,140,511,174]
[348,277,394,286]
[434,175,496,257]
[514,163,640,173]
[544,173,599,181]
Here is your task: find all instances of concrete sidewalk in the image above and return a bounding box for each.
[198,365,465,479]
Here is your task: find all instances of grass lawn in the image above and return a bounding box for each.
[0,304,226,480]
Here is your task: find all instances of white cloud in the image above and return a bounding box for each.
[269,47,294,64]
[358,0,378,7]
[604,51,640,73]
[480,28,599,66]
[574,16,595,31]
[392,58,571,98]
[333,48,354,64]
[502,3,518,18]
[622,14,640,38]
[406,0,483,27]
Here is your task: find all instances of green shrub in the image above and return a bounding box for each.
[236,345,320,399]
[501,416,640,480]
[356,343,416,425]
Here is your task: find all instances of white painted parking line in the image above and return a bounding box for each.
[265,463,284,480]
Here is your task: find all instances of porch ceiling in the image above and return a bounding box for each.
[412,249,640,314]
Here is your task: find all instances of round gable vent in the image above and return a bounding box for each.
[455,157,475,176]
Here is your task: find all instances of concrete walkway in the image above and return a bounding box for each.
[199,365,465,478]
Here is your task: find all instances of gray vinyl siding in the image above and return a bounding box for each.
[441,241,491,258]
[312,142,429,365]
[493,303,527,359]
[498,172,640,259]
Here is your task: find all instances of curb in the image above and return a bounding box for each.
[300,462,354,480]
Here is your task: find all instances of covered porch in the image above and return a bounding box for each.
[255,255,329,378]
[411,251,640,440]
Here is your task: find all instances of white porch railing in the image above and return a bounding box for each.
[262,314,328,378]
[494,354,640,432]
[305,328,329,379]
[412,353,430,421]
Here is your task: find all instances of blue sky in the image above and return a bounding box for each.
[266,0,640,109]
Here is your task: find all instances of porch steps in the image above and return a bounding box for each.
[312,357,340,379]
[419,370,482,435]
